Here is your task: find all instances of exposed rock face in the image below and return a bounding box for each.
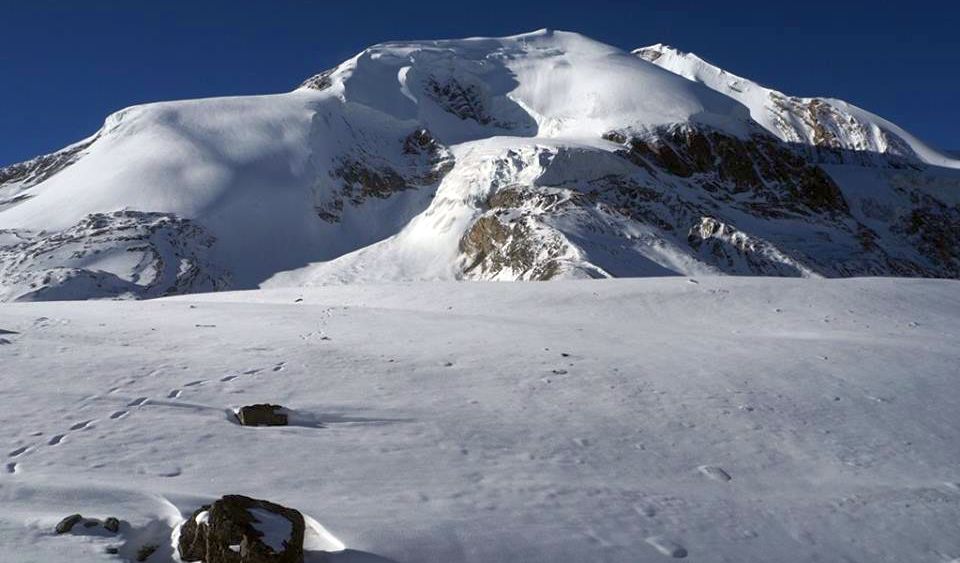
[687,217,813,277]
[459,215,566,281]
[316,128,454,223]
[633,44,927,162]
[0,135,97,191]
[236,405,288,427]
[0,211,230,301]
[179,495,305,563]
[451,123,960,282]
[299,68,335,91]
[604,126,849,215]
[426,75,494,125]
[0,136,98,212]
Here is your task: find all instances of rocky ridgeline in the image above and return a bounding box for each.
[0,211,229,301]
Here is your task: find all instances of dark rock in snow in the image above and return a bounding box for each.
[103,516,120,533]
[236,404,288,426]
[55,514,83,534]
[136,543,159,561]
[179,495,306,563]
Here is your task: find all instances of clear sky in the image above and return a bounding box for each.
[1,0,957,166]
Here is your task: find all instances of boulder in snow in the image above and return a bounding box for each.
[54,514,83,534]
[178,495,305,563]
[236,404,288,427]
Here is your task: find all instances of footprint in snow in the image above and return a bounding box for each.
[167,389,182,399]
[5,462,16,474]
[220,375,239,382]
[8,446,29,458]
[645,536,688,558]
[183,380,206,387]
[48,434,66,446]
[698,465,732,482]
[69,420,94,431]
[636,504,657,518]
[127,397,149,407]
[110,410,129,420]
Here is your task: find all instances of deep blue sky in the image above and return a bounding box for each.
[2,0,957,166]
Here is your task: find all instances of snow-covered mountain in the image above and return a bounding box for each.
[2,30,958,301]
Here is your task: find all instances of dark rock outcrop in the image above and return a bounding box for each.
[103,517,121,533]
[0,135,97,191]
[179,495,306,563]
[55,514,83,534]
[604,126,849,216]
[236,405,288,427]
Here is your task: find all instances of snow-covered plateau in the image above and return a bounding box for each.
[2,277,960,562]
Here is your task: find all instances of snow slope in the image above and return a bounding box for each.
[634,44,960,169]
[2,277,960,562]
[1,30,959,300]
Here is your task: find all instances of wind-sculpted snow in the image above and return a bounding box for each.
[2,278,960,562]
[1,30,959,300]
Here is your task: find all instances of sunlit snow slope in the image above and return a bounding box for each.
[1,30,959,300]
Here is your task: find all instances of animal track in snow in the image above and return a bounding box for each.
[127,397,149,407]
[220,375,239,382]
[110,410,129,420]
[183,380,206,387]
[645,536,688,558]
[272,362,286,372]
[8,446,29,458]
[5,462,16,473]
[47,434,66,446]
[167,389,182,399]
[698,465,732,482]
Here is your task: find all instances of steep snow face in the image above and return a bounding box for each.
[305,30,754,143]
[634,44,960,169]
